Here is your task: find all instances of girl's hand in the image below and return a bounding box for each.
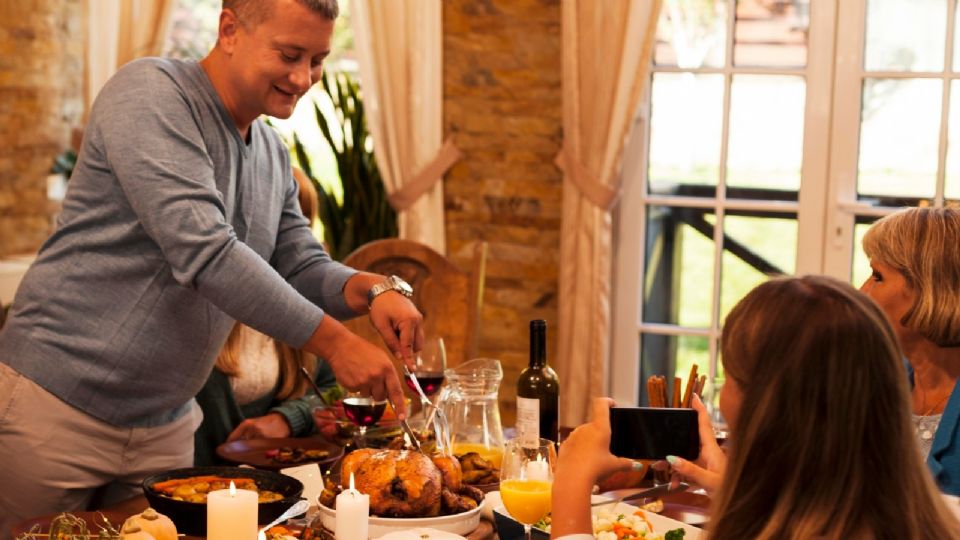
[551,398,644,539]
[663,394,726,494]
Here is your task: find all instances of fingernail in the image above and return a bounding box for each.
[666,455,680,466]
[631,461,645,471]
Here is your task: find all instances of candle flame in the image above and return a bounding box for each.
[349,472,356,491]
[229,480,237,496]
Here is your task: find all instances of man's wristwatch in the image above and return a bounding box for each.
[367,275,414,307]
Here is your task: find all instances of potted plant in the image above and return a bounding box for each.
[291,71,397,261]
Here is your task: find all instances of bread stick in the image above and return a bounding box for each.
[647,376,660,407]
[682,364,699,408]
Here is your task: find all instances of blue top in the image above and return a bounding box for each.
[0,58,357,427]
[908,363,960,495]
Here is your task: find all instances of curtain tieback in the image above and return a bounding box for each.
[388,137,463,211]
[554,147,621,211]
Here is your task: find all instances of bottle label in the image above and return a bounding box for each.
[516,396,540,448]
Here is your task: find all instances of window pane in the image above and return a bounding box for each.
[946,81,960,201]
[858,78,940,199]
[718,214,798,320]
[734,0,808,68]
[955,4,960,72]
[648,74,724,196]
[642,206,716,327]
[654,0,728,68]
[639,333,711,406]
[726,75,805,192]
[864,0,947,72]
[851,221,875,287]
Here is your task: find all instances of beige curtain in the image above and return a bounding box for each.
[84,0,175,118]
[556,0,663,425]
[351,0,460,254]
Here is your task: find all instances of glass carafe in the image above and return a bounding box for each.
[440,358,505,469]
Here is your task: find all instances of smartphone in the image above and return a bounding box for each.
[609,407,700,461]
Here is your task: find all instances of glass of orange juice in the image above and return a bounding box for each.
[499,437,556,539]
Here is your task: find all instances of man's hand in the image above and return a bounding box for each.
[368,290,424,369]
[227,413,291,441]
[302,315,407,419]
[342,273,424,369]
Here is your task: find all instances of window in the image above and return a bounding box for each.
[611,0,959,411]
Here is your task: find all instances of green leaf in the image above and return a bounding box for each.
[285,70,397,261]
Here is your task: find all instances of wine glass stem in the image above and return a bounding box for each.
[358,425,367,449]
[524,524,531,540]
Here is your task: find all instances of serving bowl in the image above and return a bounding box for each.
[142,466,304,536]
[312,498,481,538]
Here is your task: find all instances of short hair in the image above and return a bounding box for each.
[222,0,339,28]
[862,206,960,346]
[709,275,958,539]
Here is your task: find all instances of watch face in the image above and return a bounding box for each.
[390,275,413,296]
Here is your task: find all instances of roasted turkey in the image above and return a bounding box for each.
[337,448,482,517]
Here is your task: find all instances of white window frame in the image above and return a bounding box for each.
[823,0,957,278]
[611,0,840,405]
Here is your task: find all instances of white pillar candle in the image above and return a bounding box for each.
[207,481,258,540]
[335,473,369,540]
[524,456,550,481]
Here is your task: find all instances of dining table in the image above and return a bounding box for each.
[10,494,497,540]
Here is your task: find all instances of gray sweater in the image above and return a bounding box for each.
[0,58,357,427]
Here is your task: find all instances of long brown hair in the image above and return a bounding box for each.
[216,323,317,400]
[707,275,960,540]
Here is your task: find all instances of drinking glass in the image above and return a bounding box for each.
[341,391,387,448]
[500,437,556,539]
[405,337,447,398]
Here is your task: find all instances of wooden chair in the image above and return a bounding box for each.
[342,239,487,367]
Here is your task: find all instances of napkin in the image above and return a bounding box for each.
[374,528,467,540]
[281,463,324,508]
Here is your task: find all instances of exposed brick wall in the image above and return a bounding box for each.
[0,0,84,256]
[443,0,563,425]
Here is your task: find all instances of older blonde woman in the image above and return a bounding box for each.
[860,206,960,494]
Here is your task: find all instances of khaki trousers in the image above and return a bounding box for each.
[0,363,202,540]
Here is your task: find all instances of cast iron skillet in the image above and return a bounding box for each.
[142,465,304,536]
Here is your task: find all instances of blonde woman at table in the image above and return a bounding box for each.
[859,207,960,495]
[551,276,960,540]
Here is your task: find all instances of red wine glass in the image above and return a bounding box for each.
[342,391,387,448]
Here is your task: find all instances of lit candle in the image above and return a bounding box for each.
[524,455,550,481]
[207,480,258,540]
[335,472,369,540]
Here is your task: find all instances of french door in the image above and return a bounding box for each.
[611,0,960,408]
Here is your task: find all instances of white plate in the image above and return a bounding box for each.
[493,493,702,539]
[587,495,702,539]
[374,529,467,540]
[316,499,481,538]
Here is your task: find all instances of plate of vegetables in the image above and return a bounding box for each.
[492,493,701,540]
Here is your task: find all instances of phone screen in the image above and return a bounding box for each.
[609,407,700,461]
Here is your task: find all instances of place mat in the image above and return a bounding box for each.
[216,435,344,471]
